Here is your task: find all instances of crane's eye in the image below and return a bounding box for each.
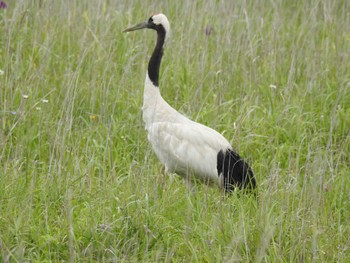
[148,17,154,24]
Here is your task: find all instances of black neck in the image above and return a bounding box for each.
[148,27,166,87]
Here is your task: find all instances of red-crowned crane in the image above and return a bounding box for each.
[123,14,256,193]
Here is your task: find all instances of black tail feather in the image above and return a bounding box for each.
[217,149,256,193]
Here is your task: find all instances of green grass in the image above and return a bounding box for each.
[1,0,349,262]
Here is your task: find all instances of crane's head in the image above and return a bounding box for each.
[123,13,170,39]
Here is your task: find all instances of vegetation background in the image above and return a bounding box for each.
[0,0,349,262]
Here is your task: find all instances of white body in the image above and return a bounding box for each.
[142,74,231,185]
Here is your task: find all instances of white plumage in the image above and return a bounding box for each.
[124,14,256,192]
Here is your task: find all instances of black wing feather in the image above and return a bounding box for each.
[217,149,256,192]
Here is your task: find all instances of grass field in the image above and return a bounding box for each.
[1,0,350,262]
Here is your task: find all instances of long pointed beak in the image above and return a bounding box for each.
[123,21,149,32]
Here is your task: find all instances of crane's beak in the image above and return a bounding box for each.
[123,21,149,32]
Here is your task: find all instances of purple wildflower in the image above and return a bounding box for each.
[205,25,213,36]
[0,1,7,9]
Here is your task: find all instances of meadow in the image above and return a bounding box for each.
[0,0,349,262]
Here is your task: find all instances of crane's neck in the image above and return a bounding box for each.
[147,27,166,87]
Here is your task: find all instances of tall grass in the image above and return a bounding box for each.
[1,0,349,262]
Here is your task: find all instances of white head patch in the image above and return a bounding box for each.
[152,13,170,36]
